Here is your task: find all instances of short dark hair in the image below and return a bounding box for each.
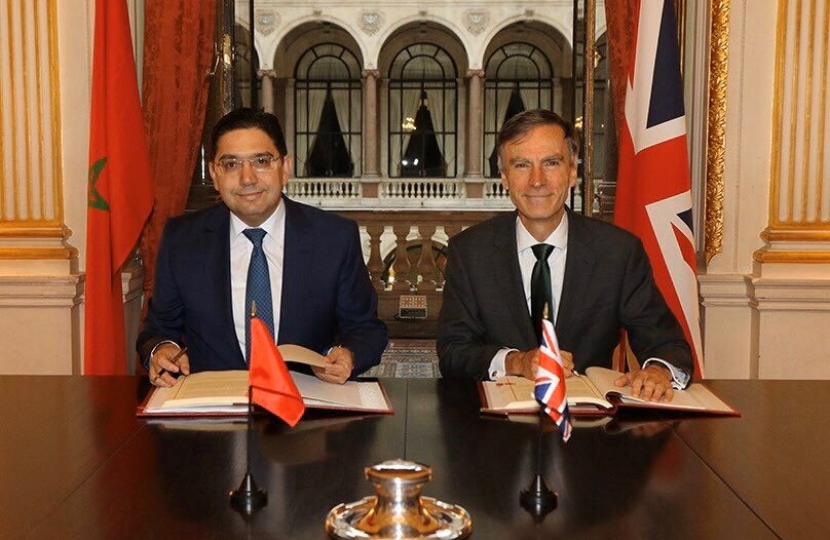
[496,109,580,170]
[208,107,288,160]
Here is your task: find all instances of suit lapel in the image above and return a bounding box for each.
[202,205,243,363]
[492,214,538,346]
[558,212,596,333]
[279,197,312,342]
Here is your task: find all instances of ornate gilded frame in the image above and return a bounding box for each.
[705,0,729,263]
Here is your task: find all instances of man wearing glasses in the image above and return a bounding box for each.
[138,108,388,386]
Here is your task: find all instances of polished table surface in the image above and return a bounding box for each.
[0,376,825,540]
[673,380,830,540]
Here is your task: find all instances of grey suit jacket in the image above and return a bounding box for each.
[436,211,692,380]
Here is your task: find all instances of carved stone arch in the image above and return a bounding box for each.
[478,14,573,73]
[483,21,572,80]
[377,20,470,77]
[272,20,365,79]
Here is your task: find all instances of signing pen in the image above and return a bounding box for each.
[156,346,188,381]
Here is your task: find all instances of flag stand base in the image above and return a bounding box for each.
[230,472,268,515]
[520,474,557,522]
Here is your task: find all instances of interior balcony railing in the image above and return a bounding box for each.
[283,177,515,210]
[282,177,589,212]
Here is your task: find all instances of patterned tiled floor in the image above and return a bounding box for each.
[363,339,440,378]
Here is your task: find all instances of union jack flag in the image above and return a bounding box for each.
[612,0,704,378]
[535,318,572,442]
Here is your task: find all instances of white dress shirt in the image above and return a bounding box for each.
[229,201,286,356]
[488,214,569,379]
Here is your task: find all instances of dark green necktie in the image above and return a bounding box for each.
[530,243,554,344]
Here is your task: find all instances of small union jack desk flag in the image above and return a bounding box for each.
[535,316,572,442]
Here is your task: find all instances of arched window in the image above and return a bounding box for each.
[294,43,362,177]
[484,43,553,177]
[388,43,458,178]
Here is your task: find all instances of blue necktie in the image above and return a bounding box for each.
[243,228,274,361]
[531,243,554,344]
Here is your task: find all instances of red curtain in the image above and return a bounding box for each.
[140,1,216,305]
[603,0,636,148]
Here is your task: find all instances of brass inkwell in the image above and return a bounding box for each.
[326,459,472,540]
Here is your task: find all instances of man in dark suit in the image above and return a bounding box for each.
[437,109,691,402]
[138,108,387,387]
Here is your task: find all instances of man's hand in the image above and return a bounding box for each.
[312,346,354,384]
[149,344,190,387]
[505,349,538,379]
[505,349,575,380]
[613,364,675,402]
[560,350,575,378]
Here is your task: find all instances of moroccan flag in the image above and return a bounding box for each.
[535,317,572,443]
[610,0,704,379]
[85,0,154,374]
[249,317,306,427]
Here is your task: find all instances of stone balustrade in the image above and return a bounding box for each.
[285,179,363,199]
[337,209,509,337]
[379,179,464,200]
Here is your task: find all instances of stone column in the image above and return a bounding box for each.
[361,69,381,199]
[362,69,381,179]
[464,69,485,179]
[258,70,277,113]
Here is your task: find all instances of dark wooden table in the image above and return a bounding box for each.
[0,376,821,540]
[404,379,777,540]
[673,380,830,540]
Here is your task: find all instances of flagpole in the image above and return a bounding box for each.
[521,303,560,521]
[520,399,558,522]
[229,384,268,514]
[230,306,268,514]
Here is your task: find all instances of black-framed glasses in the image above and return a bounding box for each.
[215,154,282,176]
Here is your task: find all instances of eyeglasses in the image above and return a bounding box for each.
[215,155,282,176]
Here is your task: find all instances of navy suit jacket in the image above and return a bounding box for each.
[138,197,388,375]
[436,211,692,380]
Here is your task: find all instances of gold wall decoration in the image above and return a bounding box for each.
[705,0,729,264]
[0,0,69,261]
[0,0,63,225]
[769,0,830,228]
[757,0,830,264]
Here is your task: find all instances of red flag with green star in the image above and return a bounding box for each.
[85,0,154,374]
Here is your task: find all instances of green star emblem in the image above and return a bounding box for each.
[88,157,109,210]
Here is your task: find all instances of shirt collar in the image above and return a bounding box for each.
[515,212,569,253]
[229,199,285,241]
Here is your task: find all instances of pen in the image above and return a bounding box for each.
[155,346,188,381]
